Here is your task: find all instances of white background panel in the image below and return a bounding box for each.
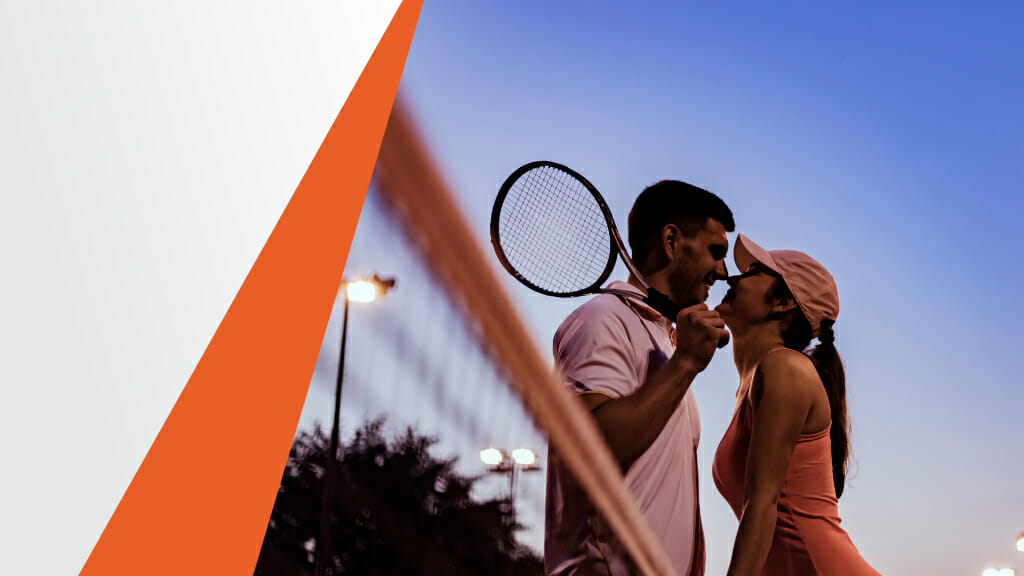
[0,1,402,573]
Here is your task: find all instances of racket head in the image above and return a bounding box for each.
[491,161,618,297]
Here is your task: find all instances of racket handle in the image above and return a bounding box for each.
[644,289,731,349]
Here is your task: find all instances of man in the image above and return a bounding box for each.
[545,180,735,576]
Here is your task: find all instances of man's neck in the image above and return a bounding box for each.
[626,274,648,293]
[630,267,679,303]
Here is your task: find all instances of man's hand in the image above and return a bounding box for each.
[672,303,728,374]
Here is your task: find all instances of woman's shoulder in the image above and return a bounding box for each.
[750,347,822,408]
[761,346,815,369]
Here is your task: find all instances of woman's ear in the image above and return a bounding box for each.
[771,295,799,316]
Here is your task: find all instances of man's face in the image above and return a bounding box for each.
[666,218,730,307]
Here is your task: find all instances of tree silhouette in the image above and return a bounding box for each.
[255,419,542,576]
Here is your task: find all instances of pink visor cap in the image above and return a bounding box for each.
[733,234,839,338]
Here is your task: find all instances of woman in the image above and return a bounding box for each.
[712,234,879,575]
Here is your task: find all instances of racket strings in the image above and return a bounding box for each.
[531,167,611,287]
[502,169,598,291]
[498,166,612,294]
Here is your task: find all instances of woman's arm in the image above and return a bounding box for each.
[726,351,817,576]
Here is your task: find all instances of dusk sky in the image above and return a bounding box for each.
[304,3,1024,574]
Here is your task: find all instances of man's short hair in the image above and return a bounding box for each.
[627,180,735,269]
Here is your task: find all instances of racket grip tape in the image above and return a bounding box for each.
[644,289,731,349]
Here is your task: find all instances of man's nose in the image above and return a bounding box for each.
[714,260,730,282]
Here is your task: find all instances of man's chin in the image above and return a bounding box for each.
[692,286,711,305]
[675,292,706,309]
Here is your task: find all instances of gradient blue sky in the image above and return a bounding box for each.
[332,2,1024,574]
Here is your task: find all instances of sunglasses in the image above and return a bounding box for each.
[727,263,781,283]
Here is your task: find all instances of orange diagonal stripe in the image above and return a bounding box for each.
[79,2,423,574]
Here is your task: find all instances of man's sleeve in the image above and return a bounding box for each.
[553,301,637,400]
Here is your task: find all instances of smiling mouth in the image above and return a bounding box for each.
[699,279,715,302]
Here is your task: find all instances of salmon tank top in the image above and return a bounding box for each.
[712,352,880,575]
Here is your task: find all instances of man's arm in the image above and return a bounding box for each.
[582,356,698,472]
[580,303,725,473]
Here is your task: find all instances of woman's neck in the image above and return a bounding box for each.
[731,325,787,383]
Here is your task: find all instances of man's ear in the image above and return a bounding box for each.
[660,224,680,262]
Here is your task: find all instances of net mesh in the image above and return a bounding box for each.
[497,165,614,294]
[255,99,677,576]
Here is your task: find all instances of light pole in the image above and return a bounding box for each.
[315,274,395,576]
[479,447,542,527]
[1017,532,1024,553]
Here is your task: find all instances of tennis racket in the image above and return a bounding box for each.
[490,160,729,348]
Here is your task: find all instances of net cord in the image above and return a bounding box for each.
[373,98,678,576]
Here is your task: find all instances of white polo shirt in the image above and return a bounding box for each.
[545,281,704,576]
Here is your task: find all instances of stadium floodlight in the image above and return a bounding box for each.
[480,448,504,466]
[315,274,396,576]
[346,280,377,302]
[344,274,397,303]
[479,447,541,526]
[512,448,538,466]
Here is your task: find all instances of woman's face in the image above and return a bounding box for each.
[715,262,781,331]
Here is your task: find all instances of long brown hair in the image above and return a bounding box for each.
[772,280,850,498]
